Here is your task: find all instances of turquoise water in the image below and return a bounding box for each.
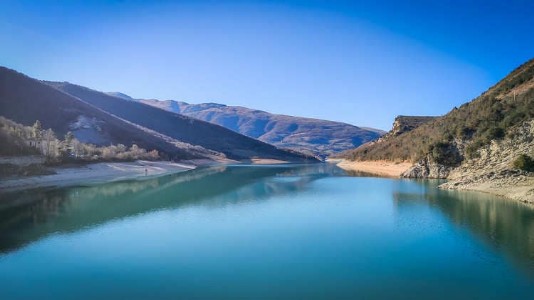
[0,164,533,299]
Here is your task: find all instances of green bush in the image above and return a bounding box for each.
[513,154,534,172]
[429,141,462,167]
[465,139,485,159]
[484,126,505,140]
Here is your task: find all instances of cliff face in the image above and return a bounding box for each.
[376,116,436,143]
[389,116,436,137]
[401,156,453,179]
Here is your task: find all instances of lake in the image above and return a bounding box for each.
[1,164,533,299]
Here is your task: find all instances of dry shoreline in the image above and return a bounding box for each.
[0,157,298,192]
[440,176,534,204]
[0,160,198,192]
[3,157,531,203]
[331,159,533,203]
[330,159,412,178]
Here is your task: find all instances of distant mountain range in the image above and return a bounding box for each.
[0,66,383,162]
[119,98,384,158]
[0,67,314,162]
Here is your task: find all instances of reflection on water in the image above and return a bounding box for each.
[393,182,534,274]
[1,163,534,298]
[0,164,340,253]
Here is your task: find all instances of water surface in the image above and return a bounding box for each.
[1,164,533,299]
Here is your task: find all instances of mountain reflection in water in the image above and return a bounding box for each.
[393,181,534,275]
[0,164,341,253]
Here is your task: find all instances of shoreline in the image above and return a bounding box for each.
[439,176,534,204]
[0,157,303,192]
[330,158,533,203]
[330,158,412,178]
[0,160,199,192]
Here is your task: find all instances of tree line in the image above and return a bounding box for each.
[0,117,159,162]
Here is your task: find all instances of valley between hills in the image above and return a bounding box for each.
[1,59,533,202]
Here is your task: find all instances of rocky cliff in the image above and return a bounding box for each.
[374,115,436,144]
[387,116,436,137]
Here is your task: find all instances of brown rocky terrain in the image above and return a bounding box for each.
[439,120,534,203]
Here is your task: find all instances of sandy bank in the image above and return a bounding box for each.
[331,159,412,178]
[249,158,291,164]
[0,160,196,192]
[330,159,534,203]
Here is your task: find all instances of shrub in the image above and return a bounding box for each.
[484,126,505,141]
[465,139,485,159]
[512,154,534,172]
[429,141,462,167]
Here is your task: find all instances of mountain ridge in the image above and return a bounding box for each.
[0,66,314,162]
[45,80,314,162]
[0,67,204,160]
[133,98,384,158]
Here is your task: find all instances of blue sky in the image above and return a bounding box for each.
[1,0,533,130]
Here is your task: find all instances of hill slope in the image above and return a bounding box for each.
[338,59,534,201]
[134,99,383,158]
[0,67,204,160]
[341,59,534,165]
[46,82,314,162]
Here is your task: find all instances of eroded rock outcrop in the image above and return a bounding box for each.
[401,157,451,179]
[376,116,436,143]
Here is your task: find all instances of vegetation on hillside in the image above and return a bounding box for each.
[0,67,200,160]
[513,154,534,172]
[340,59,534,166]
[0,117,159,162]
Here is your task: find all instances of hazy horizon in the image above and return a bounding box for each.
[1,0,533,130]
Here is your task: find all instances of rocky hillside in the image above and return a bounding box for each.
[439,120,534,202]
[135,98,384,158]
[339,59,534,201]
[46,81,315,162]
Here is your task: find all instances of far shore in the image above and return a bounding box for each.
[3,156,530,204]
[330,158,412,178]
[0,160,198,192]
[0,157,307,192]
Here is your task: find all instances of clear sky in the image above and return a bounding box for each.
[1,0,533,130]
